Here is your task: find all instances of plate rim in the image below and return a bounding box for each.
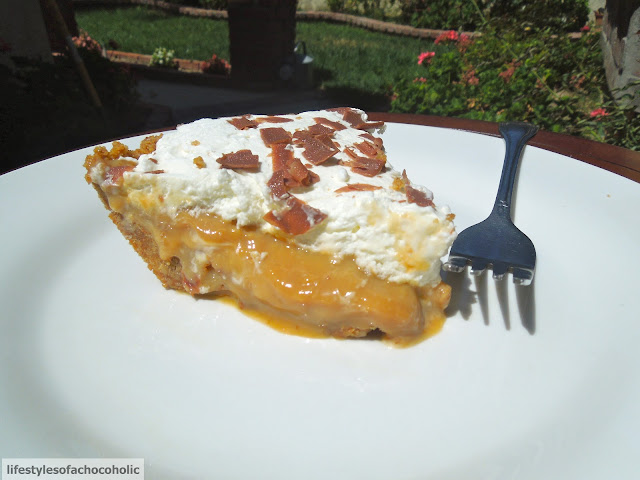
[369,112,640,183]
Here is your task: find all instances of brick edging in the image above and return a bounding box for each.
[107,49,207,72]
[295,11,479,39]
[106,50,234,88]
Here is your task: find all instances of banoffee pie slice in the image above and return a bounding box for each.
[84,109,456,343]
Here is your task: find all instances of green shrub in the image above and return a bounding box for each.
[327,0,346,12]
[390,27,640,150]
[398,0,589,33]
[326,0,399,20]
[489,0,589,33]
[161,0,228,8]
[399,0,486,31]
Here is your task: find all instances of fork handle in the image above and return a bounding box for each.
[492,122,539,218]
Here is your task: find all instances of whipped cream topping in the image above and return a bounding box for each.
[102,109,456,286]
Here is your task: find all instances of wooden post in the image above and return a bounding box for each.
[41,0,103,109]
[228,0,298,88]
[39,0,79,52]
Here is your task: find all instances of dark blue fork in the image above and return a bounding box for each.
[443,122,539,285]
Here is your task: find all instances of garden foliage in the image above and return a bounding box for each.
[162,0,228,9]
[327,0,398,20]
[398,0,484,30]
[329,0,590,33]
[488,0,590,33]
[390,27,640,150]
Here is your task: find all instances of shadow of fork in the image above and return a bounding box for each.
[443,269,536,334]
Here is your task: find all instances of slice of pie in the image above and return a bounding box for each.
[84,108,456,343]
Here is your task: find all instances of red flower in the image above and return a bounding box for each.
[456,33,472,52]
[417,51,435,65]
[203,53,231,75]
[413,77,427,83]
[435,30,459,45]
[498,60,520,83]
[72,29,102,53]
[462,69,479,86]
[589,108,609,118]
[580,25,590,32]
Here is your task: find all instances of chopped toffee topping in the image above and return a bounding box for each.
[260,127,292,146]
[354,140,380,158]
[331,108,385,131]
[191,140,201,146]
[326,107,350,114]
[314,116,347,131]
[267,144,319,197]
[349,156,386,177]
[264,197,327,235]
[341,109,364,127]
[405,185,433,207]
[147,169,165,174]
[287,158,319,186]
[292,130,313,146]
[256,116,295,124]
[402,170,434,207]
[343,147,386,177]
[343,146,359,160]
[267,170,289,198]
[193,156,206,169]
[307,123,335,136]
[335,183,383,193]
[355,121,385,131]
[216,149,260,169]
[391,176,405,191]
[270,143,293,171]
[228,116,258,130]
[315,134,338,150]
[302,137,339,165]
[358,132,383,149]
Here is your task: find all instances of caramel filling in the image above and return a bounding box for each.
[109,201,450,343]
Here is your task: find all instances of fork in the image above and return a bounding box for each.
[443,122,539,285]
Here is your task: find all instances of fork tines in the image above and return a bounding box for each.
[444,256,534,285]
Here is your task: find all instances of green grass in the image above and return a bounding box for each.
[296,21,438,104]
[76,6,230,60]
[75,6,438,107]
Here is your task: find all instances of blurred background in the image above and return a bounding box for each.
[1,0,639,174]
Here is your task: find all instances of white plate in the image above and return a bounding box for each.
[1,124,639,480]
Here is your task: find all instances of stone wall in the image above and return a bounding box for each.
[601,0,640,109]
